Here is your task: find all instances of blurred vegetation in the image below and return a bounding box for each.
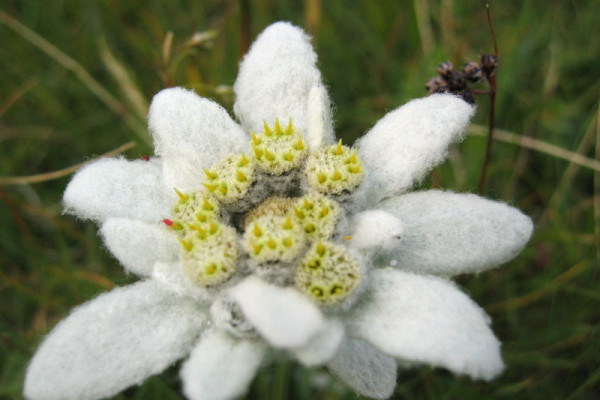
[0,0,598,399]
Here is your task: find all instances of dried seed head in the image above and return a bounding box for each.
[462,61,484,83]
[447,71,467,91]
[437,61,454,79]
[425,77,447,93]
[480,54,498,76]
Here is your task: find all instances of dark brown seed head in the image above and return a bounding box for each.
[447,71,467,91]
[480,54,498,75]
[462,61,484,83]
[457,89,475,105]
[425,77,447,93]
[437,61,454,79]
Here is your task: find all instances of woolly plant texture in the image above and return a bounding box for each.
[24,22,533,400]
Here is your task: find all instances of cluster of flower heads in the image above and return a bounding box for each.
[425,55,497,104]
[24,21,533,400]
[164,119,365,307]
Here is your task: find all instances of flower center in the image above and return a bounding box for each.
[164,119,365,306]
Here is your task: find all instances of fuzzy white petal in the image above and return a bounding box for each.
[152,261,210,302]
[63,157,171,223]
[181,330,266,400]
[307,84,335,149]
[378,190,534,275]
[148,87,248,190]
[294,318,344,367]
[353,94,475,206]
[348,210,404,251]
[100,218,179,276]
[234,22,322,139]
[229,276,324,348]
[328,338,397,399]
[347,268,504,381]
[24,280,208,400]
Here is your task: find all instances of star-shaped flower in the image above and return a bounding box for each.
[24,22,533,400]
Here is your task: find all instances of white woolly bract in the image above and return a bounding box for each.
[294,318,344,367]
[378,190,534,276]
[228,276,324,349]
[24,281,207,400]
[100,218,179,277]
[353,94,475,206]
[151,261,213,303]
[63,157,172,223]
[328,338,397,400]
[348,210,404,250]
[347,268,504,381]
[148,87,248,191]
[234,22,322,139]
[180,330,266,400]
[307,84,336,149]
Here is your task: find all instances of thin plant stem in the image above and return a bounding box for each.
[413,0,434,54]
[468,124,600,172]
[239,0,251,57]
[271,362,289,400]
[0,141,136,185]
[0,9,150,145]
[305,0,322,42]
[595,95,600,265]
[477,3,498,194]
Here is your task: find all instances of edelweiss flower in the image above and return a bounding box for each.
[24,22,533,400]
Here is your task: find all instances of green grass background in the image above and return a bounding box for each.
[1,0,598,399]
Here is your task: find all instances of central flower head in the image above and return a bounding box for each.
[165,119,364,306]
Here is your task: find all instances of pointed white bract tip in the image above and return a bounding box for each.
[294,319,344,367]
[233,22,322,138]
[349,210,404,250]
[379,190,534,275]
[229,276,324,349]
[148,87,247,190]
[328,338,397,399]
[23,281,207,400]
[348,268,504,382]
[307,84,335,149]
[63,157,171,223]
[353,93,475,206]
[181,330,265,400]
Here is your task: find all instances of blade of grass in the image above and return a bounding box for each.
[566,367,600,400]
[486,259,591,313]
[0,78,38,118]
[0,9,150,145]
[469,124,600,172]
[0,141,135,185]
[413,0,434,55]
[595,95,600,265]
[304,0,322,42]
[546,109,598,210]
[98,38,149,121]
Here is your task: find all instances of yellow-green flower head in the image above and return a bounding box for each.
[305,139,364,195]
[171,190,220,233]
[251,119,308,175]
[290,192,340,241]
[181,222,239,287]
[295,241,363,306]
[202,153,255,204]
[242,214,305,263]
